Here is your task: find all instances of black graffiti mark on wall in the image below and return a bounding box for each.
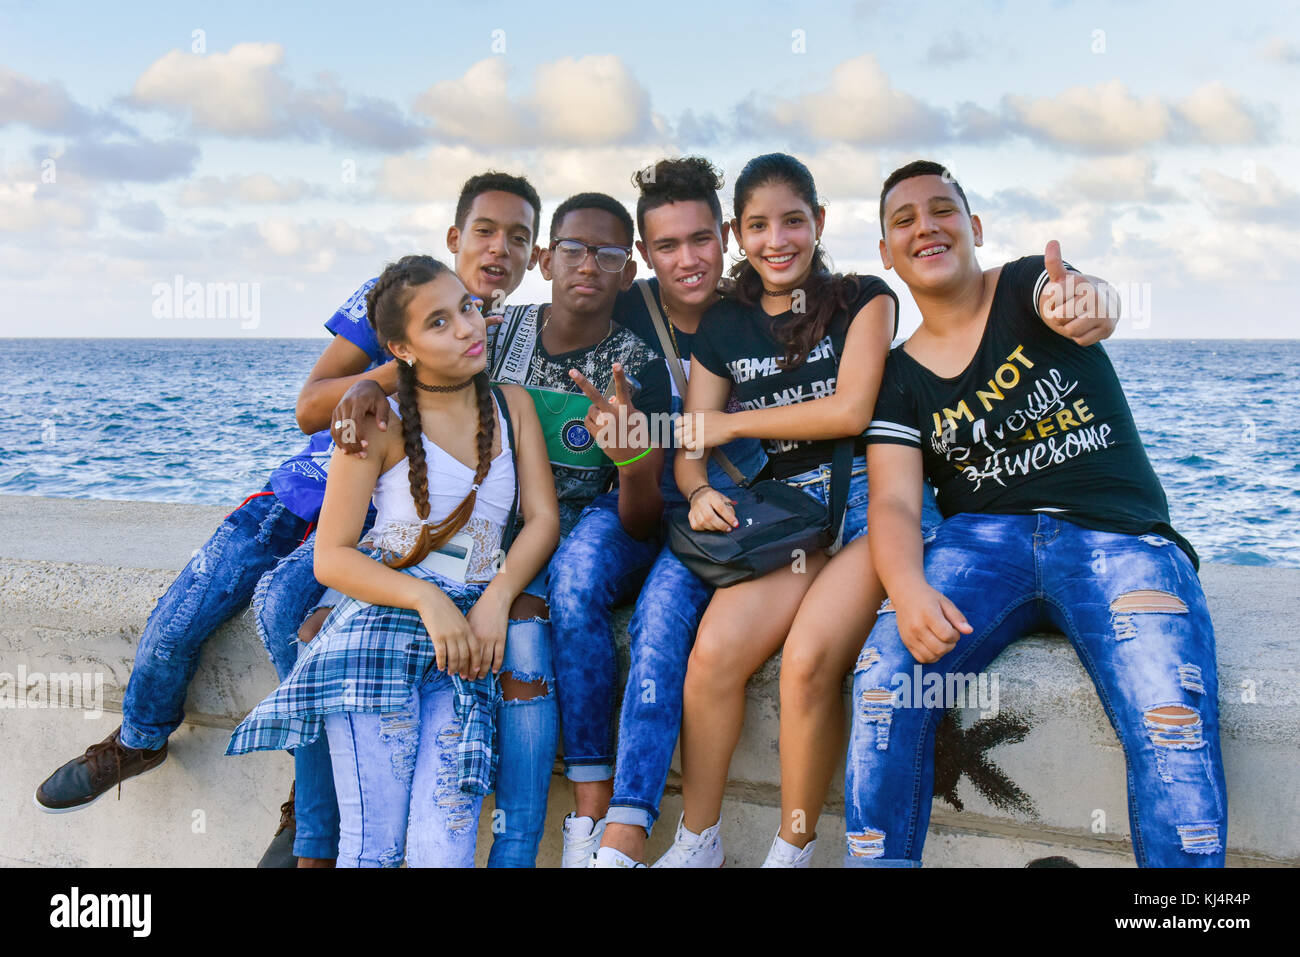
[933,709,1037,817]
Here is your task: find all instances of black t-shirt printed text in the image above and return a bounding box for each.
[691,275,898,479]
[866,256,1196,566]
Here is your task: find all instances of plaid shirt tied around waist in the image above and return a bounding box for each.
[226,555,501,795]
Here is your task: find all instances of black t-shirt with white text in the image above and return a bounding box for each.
[866,256,1196,566]
[691,276,898,479]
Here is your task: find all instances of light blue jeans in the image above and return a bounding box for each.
[325,668,483,868]
[844,512,1226,868]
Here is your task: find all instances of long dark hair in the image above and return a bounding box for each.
[729,153,861,370]
[365,254,496,569]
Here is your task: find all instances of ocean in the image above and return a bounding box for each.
[1,338,1297,568]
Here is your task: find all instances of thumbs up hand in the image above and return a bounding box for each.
[1038,240,1120,346]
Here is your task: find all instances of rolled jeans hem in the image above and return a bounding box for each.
[843,855,922,868]
[605,804,654,833]
[117,720,165,753]
[565,762,614,783]
[292,834,338,860]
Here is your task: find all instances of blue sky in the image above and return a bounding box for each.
[1,0,1297,339]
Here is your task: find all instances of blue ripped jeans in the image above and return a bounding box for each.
[844,513,1226,868]
[549,491,663,784]
[325,669,483,867]
[120,490,311,754]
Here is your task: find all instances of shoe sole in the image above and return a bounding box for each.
[32,756,168,815]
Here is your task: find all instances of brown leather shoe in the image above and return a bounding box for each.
[257,783,298,868]
[34,727,167,813]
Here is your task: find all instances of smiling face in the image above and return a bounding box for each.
[385,271,488,383]
[879,173,983,294]
[540,207,635,319]
[732,180,824,293]
[637,199,728,311]
[447,189,540,308]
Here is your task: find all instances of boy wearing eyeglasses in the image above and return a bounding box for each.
[487,191,672,866]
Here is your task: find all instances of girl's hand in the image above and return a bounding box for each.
[416,585,476,678]
[465,589,510,679]
[675,411,730,456]
[689,487,738,532]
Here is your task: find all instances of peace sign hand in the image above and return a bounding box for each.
[569,362,647,464]
[1038,240,1120,347]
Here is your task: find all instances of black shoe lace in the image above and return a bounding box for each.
[82,736,127,800]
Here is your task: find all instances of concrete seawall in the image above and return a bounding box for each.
[1,494,1296,867]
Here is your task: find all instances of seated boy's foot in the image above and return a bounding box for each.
[257,783,297,869]
[296,857,335,868]
[34,727,167,813]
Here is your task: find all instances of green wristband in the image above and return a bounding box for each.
[613,447,652,468]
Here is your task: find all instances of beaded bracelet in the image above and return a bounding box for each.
[687,483,714,502]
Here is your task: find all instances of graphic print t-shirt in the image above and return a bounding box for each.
[866,255,1196,566]
[690,276,898,480]
[490,304,671,523]
[270,278,389,521]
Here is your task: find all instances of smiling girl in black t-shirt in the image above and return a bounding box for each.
[657,153,942,869]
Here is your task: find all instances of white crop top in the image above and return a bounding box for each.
[367,392,515,583]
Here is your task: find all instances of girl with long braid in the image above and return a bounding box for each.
[228,255,559,867]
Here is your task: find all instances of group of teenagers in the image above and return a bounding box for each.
[35,153,1227,868]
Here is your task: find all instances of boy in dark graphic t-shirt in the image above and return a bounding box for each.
[846,160,1226,868]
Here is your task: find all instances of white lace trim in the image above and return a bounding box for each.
[368,515,504,583]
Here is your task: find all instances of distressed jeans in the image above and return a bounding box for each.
[325,669,483,867]
[844,513,1227,868]
[549,491,663,783]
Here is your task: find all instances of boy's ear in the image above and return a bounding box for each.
[971,214,983,247]
[527,244,541,270]
[879,237,893,271]
[619,256,638,291]
[446,225,461,255]
[538,246,553,281]
[635,239,650,267]
[719,221,731,253]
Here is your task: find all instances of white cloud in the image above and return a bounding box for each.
[1196,165,1300,223]
[0,68,123,135]
[1004,81,1172,151]
[1175,83,1269,144]
[0,181,95,231]
[414,55,653,147]
[1064,156,1180,204]
[129,43,425,148]
[739,55,948,144]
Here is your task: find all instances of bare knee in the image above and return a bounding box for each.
[780,642,843,705]
[686,627,746,696]
[501,672,549,701]
[509,593,549,622]
[298,606,331,643]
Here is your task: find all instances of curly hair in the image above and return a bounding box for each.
[631,156,724,240]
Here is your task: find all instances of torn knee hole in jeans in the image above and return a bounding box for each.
[500,670,551,701]
[858,688,895,751]
[854,646,882,674]
[1176,822,1222,855]
[1109,589,1188,640]
[509,594,550,622]
[1177,663,1205,695]
[847,828,886,858]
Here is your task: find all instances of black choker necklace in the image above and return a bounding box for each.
[761,287,791,297]
[414,376,475,394]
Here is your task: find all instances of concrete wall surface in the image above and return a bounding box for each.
[1,494,1295,867]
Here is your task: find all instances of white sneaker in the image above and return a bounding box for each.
[761,832,817,868]
[561,814,606,869]
[652,814,724,868]
[589,846,647,868]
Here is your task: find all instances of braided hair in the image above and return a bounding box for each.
[728,153,861,371]
[365,254,498,569]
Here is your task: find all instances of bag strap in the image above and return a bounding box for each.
[635,278,747,488]
[825,436,855,554]
[490,384,520,552]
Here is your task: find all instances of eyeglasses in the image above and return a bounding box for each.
[549,238,632,273]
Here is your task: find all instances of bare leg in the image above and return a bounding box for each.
[777,536,885,847]
[679,555,827,834]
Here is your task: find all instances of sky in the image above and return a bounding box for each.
[1,0,1297,341]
